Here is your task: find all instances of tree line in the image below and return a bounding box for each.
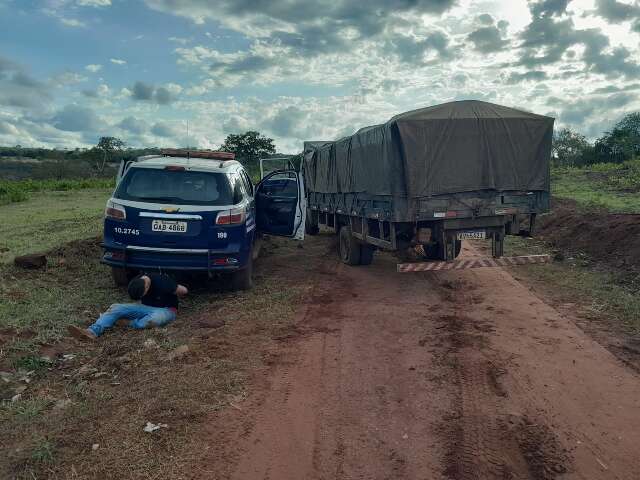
[0,131,279,180]
[553,113,640,167]
[4,115,638,181]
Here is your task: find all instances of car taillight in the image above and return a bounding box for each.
[105,200,126,220]
[216,208,245,225]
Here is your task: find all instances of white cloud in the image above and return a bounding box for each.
[96,84,110,96]
[76,0,111,6]
[168,36,191,45]
[51,71,88,86]
[59,17,86,27]
[3,0,640,150]
[163,83,183,95]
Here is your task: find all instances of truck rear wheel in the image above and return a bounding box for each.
[338,226,361,265]
[230,254,253,291]
[359,245,375,265]
[423,240,462,260]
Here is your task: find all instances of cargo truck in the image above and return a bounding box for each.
[302,100,553,265]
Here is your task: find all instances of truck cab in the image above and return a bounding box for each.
[101,150,305,290]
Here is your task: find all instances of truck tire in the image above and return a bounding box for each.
[359,245,375,265]
[111,266,135,286]
[305,209,319,235]
[231,254,253,291]
[338,226,361,265]
[424,240,462,260]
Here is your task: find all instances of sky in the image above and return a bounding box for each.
[0,0,639,153]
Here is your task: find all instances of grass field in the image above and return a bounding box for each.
[0,188,111,263]
[0,177,114,205]
[0,228,318,478]
[0,174,325,478]
[552,159,640,213]
[505,236,640,334]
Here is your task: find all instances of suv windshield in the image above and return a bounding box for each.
[115,167,233,205]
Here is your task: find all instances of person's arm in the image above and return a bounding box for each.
[175,285,188,297]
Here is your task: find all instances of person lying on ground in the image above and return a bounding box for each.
[68,273,188,341]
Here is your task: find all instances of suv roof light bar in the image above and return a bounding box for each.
[161,149,235,160]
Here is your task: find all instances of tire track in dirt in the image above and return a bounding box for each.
[192,237,640,480]
[430,275,570,480]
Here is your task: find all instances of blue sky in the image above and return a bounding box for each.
[1,0,639,152]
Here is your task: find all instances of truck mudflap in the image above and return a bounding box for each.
[397,254,552,273]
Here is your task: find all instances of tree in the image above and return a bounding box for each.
[552,128,592,167]
[594,112,640,163]
[96,136,125,173]
[220,131,275,165]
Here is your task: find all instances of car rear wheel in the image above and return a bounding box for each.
[111,266,136,286]
[231,253,253,290]
[338,225,361,265]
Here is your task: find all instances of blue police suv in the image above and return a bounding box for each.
[101,149,306,290]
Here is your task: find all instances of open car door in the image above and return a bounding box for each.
[255,170,306,240]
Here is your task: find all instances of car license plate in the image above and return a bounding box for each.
[151,220,187,233]
[457,230,486,240]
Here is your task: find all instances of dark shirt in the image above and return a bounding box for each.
[140,273,179,309]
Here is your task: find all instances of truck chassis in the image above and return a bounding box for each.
[307,190,546,264]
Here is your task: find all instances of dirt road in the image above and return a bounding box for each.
[199,238,640,480]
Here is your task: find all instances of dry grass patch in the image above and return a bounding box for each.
[0,234,330,479]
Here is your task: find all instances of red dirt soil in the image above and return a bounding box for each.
[190,237,640,479]
[536,198,640,271]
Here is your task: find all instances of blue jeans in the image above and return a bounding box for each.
[88,303,176,337]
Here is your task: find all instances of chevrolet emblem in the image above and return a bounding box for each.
[163,207,180,213]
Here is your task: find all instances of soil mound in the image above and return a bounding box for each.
[537,198,640,272]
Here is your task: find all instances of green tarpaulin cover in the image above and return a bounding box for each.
[304,100,554,198]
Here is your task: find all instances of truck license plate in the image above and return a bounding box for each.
[457,230,485,240]
[152,220,187,233]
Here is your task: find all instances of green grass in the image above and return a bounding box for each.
[0,234,316,479]
[552,159,640,213]
[506,236,640,333]
[0,177,114,205]
[30,439,56,464]
[1,399,52,422]
[0,188,111,263]
[0,245,129,349]
[12,355,51,374]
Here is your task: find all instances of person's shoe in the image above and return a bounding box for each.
[115,318,130,328]
[67,325,98,342]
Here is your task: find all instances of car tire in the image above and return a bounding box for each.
[338,225,361,265]
[252,234,263,261]
[231,253,253,291]
[359,245,375,265]
[111,266,135,286]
